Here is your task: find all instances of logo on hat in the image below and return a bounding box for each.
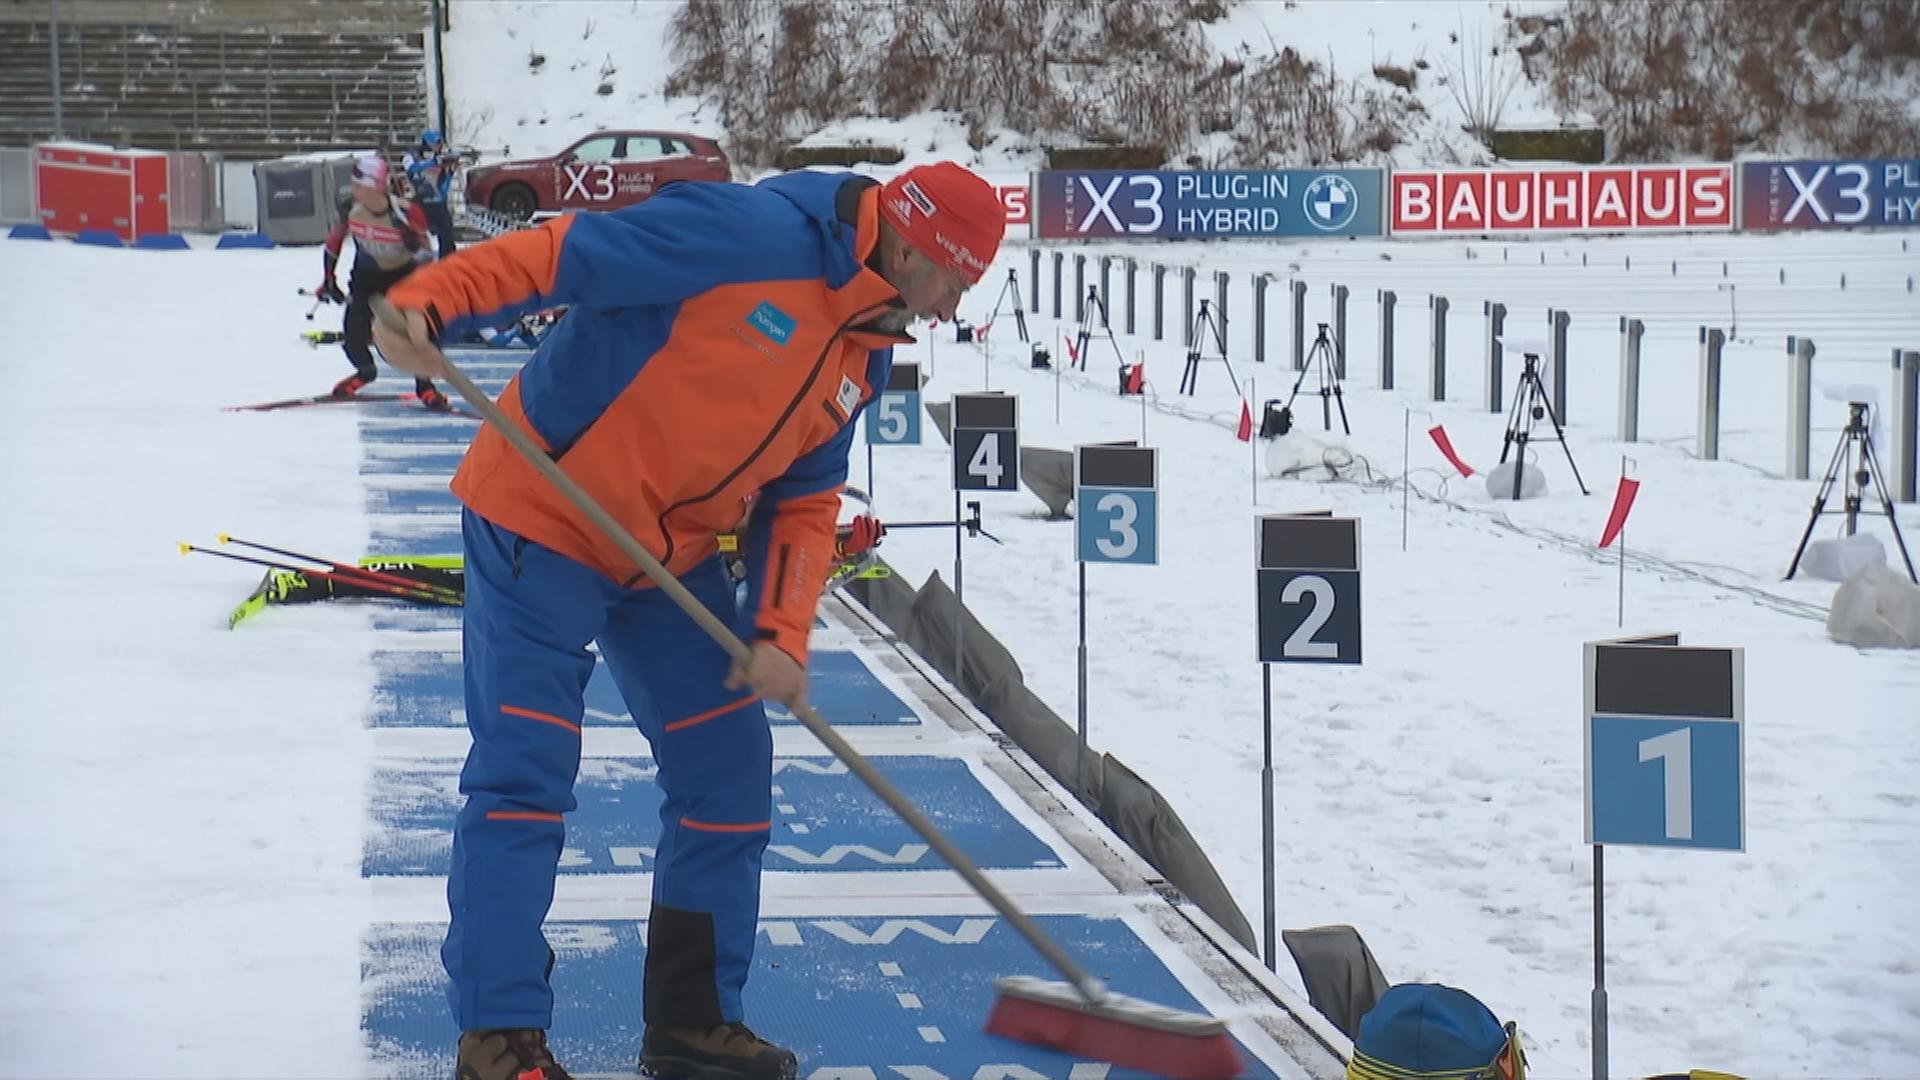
[1305,174,1359,231]
[902,179,939,217]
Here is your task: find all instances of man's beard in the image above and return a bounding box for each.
[869,306,915,333]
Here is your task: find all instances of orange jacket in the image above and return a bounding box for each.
[385,172,910,664]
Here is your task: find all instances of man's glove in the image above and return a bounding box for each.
[837,514,885,560]
[316,280,346,304]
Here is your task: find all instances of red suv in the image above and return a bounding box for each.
[463,130,731,219]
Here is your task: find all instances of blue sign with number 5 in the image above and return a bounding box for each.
[865,390,921,445]
[1076,486,1158,565]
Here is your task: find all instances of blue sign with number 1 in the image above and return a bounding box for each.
[1584,641,1744,852]
[1589,716,1743,850]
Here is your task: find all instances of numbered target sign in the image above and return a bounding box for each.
[1585,639,1745,852]
[864,361,922,446]
[1075,444,1158,565]
[1255,514,1361,665]
[952,392,1020,492]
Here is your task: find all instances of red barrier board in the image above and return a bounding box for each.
[1391,165,1733,234]
[34,142,170,242]
[997,185,1030,226]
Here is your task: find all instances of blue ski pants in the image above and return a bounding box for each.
[443,509,773,1031]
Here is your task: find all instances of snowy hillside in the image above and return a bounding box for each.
[440,0,1562,174]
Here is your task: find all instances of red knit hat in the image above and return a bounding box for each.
[878,163,1004,285]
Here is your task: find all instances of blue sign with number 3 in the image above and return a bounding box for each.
[1076,487,1158,565]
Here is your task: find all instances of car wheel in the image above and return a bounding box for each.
[490,183,537,221]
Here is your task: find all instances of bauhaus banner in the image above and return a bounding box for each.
[1390,165,1734,234]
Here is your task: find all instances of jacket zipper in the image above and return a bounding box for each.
[628,311,867,588]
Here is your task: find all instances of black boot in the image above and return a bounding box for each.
[639,1022,798,1080]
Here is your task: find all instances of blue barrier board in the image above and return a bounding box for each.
[366,483,463,516]
[368,519,463,555]
[365,915,1278,1077]
[360,446,470,475]
[368,648,917,728]
[355,419,479,446]
[366,755,1061,875]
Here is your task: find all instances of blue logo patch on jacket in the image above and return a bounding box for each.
[746,301,796,346]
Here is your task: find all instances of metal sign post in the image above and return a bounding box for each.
[1583,634,1744,1080]
[862,360,922,502]
[1253,513,1362,970]
[950,393,1020,687]
[1073,444,1159,792]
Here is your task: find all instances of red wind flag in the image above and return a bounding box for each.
[1126,362,1145,394]
[1063,333,1080,366]
[1236,399,1254,441]
[1598,475,1641,549]
[1427,425,1474,477]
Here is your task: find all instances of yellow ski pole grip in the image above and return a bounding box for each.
[407,312,1107,1006]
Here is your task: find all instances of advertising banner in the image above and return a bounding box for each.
[1740,159,1920,230]
[1390,165,1733,234]
[1036,169,1385,240]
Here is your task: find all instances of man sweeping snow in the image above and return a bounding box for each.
[372,161,1004,1080]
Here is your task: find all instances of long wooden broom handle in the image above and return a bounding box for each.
[379,299,1103,1003]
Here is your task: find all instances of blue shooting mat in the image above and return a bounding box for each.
[359,444,470,475]
[365,754,1064,876]
[367,646,917,729]
[363,913,1280,1078]
[365,483,463,516]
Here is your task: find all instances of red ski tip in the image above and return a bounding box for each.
[985,975,1243,1079]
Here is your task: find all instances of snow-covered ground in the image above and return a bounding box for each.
[1,214,1915,1077]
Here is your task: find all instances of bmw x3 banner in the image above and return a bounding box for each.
[1035,169,1385,239]
[1739,159,1920,231]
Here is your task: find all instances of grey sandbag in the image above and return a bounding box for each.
[1828,564,1920,648]
[1800,533,1887,583]
[926,400,953,445]
[906,571,1025,705]
[1283,924,1391,1040]
[1020,446,1075,520]
[1485,459,1548,500]
[1097,754,1259,953]
[844,557,918,630]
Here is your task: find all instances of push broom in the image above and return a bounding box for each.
[372,300,1245,1079]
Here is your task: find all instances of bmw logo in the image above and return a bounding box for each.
[1304,174,1359,232]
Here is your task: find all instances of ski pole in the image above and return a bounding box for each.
[217,534,462,602]
[180,544,460,606]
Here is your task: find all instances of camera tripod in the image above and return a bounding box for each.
[1786,401,1917,583]
[1070,285,1124,377]
[984,267,1028,344]
[1178,298,1241,397]
[1273,322,1351,436]
[1498,352,1588,499]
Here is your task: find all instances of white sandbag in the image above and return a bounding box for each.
[1827,564,1920,649]
[1266,434,1355,480]
[1799,533,1887,583]
[1485,460,1548,500]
